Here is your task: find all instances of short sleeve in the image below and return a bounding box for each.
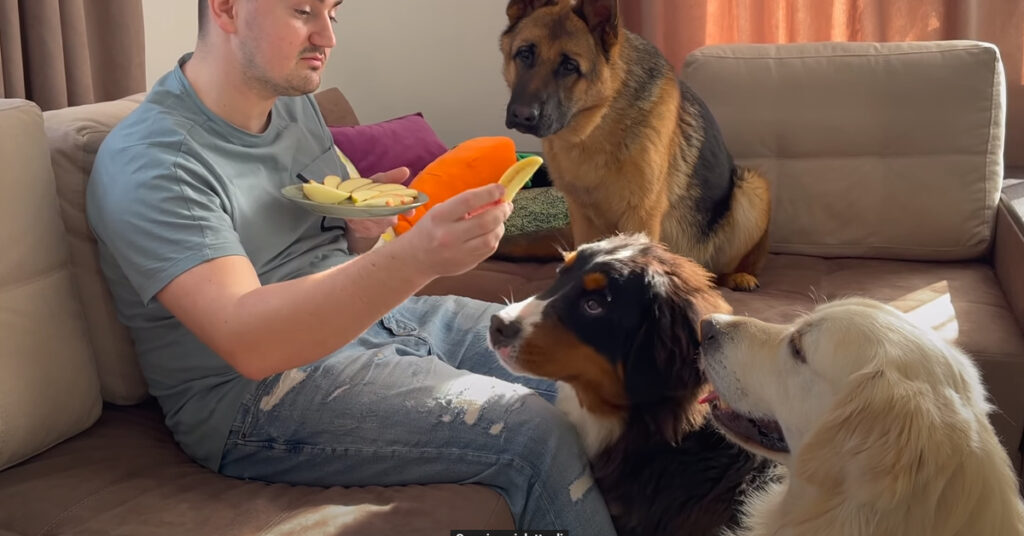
[87,144,248,306]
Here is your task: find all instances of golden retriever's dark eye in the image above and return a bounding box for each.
[515,45,535,66]
[582,296,606,316]
[788,335,806,363]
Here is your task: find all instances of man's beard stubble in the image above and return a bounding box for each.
[240,45,323,97]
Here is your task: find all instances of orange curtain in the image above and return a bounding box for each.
[622,0,1024,168]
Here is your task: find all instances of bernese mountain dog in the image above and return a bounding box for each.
[488,233,777,536]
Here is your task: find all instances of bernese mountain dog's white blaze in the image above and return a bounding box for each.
[489,233,778,536]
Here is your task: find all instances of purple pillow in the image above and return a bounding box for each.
[328,113,448,185]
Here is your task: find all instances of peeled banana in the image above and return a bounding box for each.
[498,156,543,202]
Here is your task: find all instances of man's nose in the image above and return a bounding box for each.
[311,17,336,49]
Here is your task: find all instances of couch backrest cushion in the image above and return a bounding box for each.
[0,99,102,470]
[44,94,149,405]
[682,40,1005,261]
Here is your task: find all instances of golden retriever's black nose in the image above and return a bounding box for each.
[700,317,721,345]
[490,314,522,347]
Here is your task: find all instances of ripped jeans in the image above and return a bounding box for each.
[218,295,618,535]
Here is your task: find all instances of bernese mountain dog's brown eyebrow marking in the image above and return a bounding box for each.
[583,272,608,291]
[562,249,578,267]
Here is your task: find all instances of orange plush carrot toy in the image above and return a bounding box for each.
[393,136,518,235]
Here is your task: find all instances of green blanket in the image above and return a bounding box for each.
[505,187,569,236]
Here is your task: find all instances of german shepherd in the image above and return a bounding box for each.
[498,0,772,291]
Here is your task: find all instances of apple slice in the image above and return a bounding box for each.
[337,178,372,193]
[303,182,351,204]
[323,175,342,189]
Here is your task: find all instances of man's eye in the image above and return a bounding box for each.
[295,9,311,17]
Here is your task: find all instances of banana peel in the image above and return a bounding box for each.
[497,155,543,202]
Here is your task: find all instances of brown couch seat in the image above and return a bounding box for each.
[2,250,1020,534]
[0,401,513,536]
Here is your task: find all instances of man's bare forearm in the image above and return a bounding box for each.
[224,239,432,379]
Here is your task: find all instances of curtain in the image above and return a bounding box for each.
[0,0,146,111]
[622,0,1024,167]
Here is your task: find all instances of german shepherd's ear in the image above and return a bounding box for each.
[572,0,620,55]
[506,0,560,27]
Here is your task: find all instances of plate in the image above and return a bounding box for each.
[280,184,429,219]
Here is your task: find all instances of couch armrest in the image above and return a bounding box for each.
[995,176,1024,333]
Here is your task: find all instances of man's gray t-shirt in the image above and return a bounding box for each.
[87,53,354,470]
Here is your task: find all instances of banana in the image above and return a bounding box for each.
[498,156,543,202]
[323,175,342,189]
[337,178,373,193]
[302,181,351,204]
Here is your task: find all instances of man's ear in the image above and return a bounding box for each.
[208,0,241,35]
[572,0,620,55]
[506,0,560,28]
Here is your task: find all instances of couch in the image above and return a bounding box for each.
[1,40,1021,535]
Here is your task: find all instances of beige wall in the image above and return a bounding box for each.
[141,1,539,152]
[322,0,540,151]
[142,1,199,88]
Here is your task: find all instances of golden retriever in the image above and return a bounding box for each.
[698,297,1024,536]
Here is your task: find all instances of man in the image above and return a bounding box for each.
[86,0,617,533]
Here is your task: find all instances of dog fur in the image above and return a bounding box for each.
[498,0,772,291]
[488,233,777,536]
[700,298,1024,536]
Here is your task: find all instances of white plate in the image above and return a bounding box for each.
[281,184,429,219]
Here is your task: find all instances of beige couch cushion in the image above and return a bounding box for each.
[43,94,149,405]
[683,41,1005,261]
[0,100,102,470]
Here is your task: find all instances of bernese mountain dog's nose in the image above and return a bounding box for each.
[489,314,523,347]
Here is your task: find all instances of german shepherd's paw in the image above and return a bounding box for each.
[720,273,760,292]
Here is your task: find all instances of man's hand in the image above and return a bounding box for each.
[344,167,414,254]
[394,183,512,278]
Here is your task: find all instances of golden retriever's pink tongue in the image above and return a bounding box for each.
[699,392,719,405]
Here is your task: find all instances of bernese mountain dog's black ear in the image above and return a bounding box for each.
[623,259,732,444]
